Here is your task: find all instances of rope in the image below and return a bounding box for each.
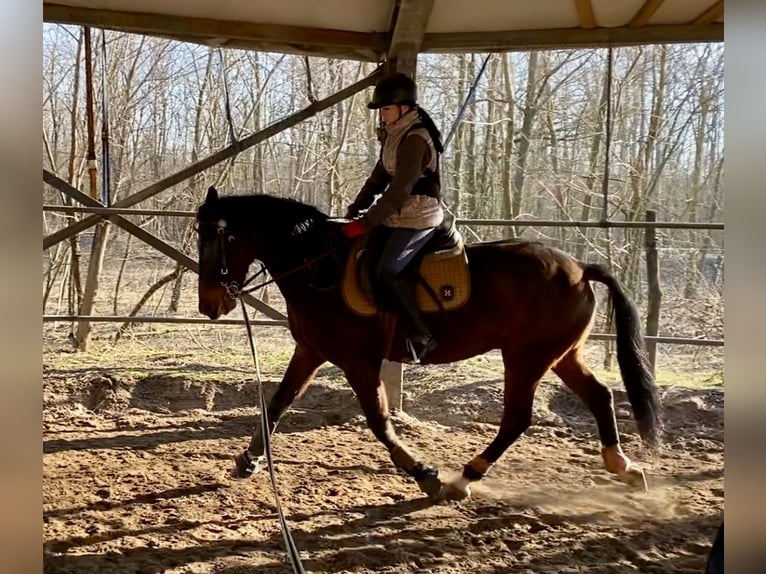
[443,54,491,150]
[219,237,348,571]
[240,299,307,574]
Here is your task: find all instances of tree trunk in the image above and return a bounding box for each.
[74,220,111,350]
[479,55,498,222]
[115,267,182,342]
[168,49,215,312]
[510,51,540,238]
[698,156,724,292]
[111,227,131,315]
[644,210,662,373]
[251,52,266,195]
[539,55,567,247]
[500,53,516,239]
[684,57,711,299]
[465,55,478,219]
[66,30,85,328]
[575,60,609,260]
[452,54,468,216]
[623,46,666,296]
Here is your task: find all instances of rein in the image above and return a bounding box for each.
[239,297,306,574]
[208,224,308,571]
[214,220,347,300]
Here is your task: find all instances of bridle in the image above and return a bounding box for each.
[202,218,347,301]
[207,219,267,300]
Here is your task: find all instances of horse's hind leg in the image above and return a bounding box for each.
[442,355,550,501]
[344,363,443,500]
[233,342,324,478]
[552,346,644,486]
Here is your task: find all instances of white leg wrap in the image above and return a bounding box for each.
[451,475,472,496]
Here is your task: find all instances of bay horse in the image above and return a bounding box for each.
[196,187,661,501]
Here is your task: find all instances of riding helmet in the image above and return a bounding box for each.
[367,73,417,109]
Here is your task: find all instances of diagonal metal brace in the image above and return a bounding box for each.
[43,170,286,321]
[43,66,383,251]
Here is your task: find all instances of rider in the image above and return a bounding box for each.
[340,72,444,362]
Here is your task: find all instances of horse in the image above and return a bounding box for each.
[196,187,662,501]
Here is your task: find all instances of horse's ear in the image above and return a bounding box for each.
[206,186,219,204]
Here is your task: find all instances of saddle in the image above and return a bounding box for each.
[342,212,471,317]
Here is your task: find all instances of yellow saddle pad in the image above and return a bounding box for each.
[342,237,471,317]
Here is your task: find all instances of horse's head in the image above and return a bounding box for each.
[196,187,336,318]
[195,186,254,319]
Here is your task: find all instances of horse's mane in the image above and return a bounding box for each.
[199,194,330,240]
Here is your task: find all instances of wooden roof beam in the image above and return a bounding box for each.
[422,23,723,53]
[692,1,724,25]
[629,0,667,28]
[43,3,389,61]
[574,0,597,29]
[386,0,436,76]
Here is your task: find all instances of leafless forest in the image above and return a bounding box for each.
[43,25,723,368]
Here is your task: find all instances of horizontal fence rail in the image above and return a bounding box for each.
[43,205,724,230]
[43,315,723,347]
[455,218,724,230]
[43,205,724,349]
[44,205,195,218]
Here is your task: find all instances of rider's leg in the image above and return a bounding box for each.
[375,226,438,360]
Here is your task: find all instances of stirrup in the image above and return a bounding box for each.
[405,336,437,364]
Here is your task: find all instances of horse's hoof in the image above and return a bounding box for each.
[617,465,648,491]
[415,466,443,500]
[231,451,260,479]
[440,480,472,502]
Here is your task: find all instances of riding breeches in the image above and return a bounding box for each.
[374,226,437,281]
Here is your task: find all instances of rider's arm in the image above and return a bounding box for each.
[345,160,390,218]
[361,135,431,229]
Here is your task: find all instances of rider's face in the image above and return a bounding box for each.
[379,104,410,126]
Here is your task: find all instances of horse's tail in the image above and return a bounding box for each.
[583,263,663,449]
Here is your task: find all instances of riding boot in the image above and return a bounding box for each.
[386,275,437,362]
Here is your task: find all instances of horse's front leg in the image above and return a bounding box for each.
[344,363,444,500]
[233,342,324,478]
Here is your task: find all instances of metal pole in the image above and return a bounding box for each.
[83,26,98,200]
